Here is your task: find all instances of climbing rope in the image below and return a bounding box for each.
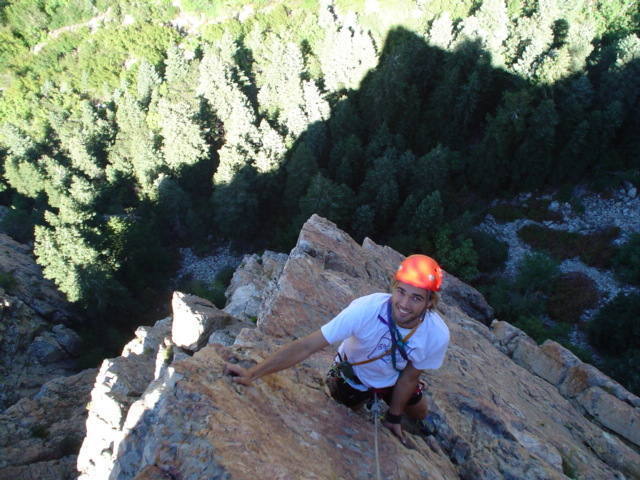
[371,392,382,480]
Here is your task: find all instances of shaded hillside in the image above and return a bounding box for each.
[0,0,638,316]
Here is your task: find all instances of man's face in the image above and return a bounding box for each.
[391,281,431,328]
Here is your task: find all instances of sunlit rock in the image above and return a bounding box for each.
[171,292,231,351]
[77,215,640,480]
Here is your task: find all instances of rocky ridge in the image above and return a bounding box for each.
[0,233,96,480]
[77,215,640,480]
[0,233,85,408]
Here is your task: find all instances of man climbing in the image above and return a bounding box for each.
[225,254,450,444]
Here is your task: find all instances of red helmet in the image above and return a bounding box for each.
[395,254,443,291]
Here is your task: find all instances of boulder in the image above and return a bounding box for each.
[512,338,572,386]
[490,319,530,355]
[171,292,232,351]
[0,233,74,320]
[559,362,640,407]
[207,316,255,346]
[52,324,83,355]
[0,235,82,410]
[440,272,495,324]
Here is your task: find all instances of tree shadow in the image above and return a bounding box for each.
[214,26,639,259]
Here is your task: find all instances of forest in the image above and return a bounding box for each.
[0,0,639,392]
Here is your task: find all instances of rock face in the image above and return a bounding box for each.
[79,215,640,480]
[0,368,97,480]
[0,233,74,319]
[223,250,288,322]
[0,233,81,410]
[0,233,93,480]
[78,302,253,480]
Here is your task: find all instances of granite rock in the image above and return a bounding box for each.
[78,215,640,480]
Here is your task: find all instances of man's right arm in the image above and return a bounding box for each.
[225,330,329,385]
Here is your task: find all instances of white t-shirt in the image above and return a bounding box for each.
[321,293,449,391]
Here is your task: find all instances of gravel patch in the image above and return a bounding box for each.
[175,246,243,285]
[478,185,640,322]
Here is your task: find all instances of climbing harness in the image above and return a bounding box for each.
[339,301,420,381]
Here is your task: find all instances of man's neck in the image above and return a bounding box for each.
[394,313,425,330]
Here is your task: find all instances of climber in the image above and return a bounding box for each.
[224,254,450,444]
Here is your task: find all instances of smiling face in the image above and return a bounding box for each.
[390,280,432,328]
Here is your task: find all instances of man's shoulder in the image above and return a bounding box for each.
[349,292,390,310]
[423,310,450,340]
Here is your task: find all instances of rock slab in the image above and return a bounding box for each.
[79,215,640,480]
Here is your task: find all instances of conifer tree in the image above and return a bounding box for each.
[415,191,444,233]
[351,204,375,240]
[318,6,377,92]
[136,60,161,106]
[211,165,260,241]
[298,173,355,228]
[250,31,309,138]
[34,198,122,310]
[513,98,558,187]
[48,101,110,180]
[329,134,364,188]
[108,91,160,193]
[428,12,455,49]
[158,98,207,172]
[284,140,319,212]
[0,124,45,199]
[458,0,509,63]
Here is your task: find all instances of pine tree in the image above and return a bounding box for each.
[34,201,123,311]
[318,7,378,92]
[513,97,558,187]
[156,175,191,239]
[3,156,46,199]
[136,60,161,106]
[351,204,376,241]
[458,0,509,63]
[298,173,355,228]
[211,165,261,241]
[472,89,533,192]
[329,134,364,188]
[428,12,455,50]
[284,140,319,212]
[0,124,46,199]
[251,31,309,138]
[158,98,207,172]
[108,92,161,193]
[415,191,444,233]
[411,145,453,197]
[45,101,110,183]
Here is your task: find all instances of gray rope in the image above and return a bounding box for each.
[371,392,382,480]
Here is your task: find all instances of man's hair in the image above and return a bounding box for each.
[390,278,440,310]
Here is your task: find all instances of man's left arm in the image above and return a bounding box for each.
[385,362,422,440]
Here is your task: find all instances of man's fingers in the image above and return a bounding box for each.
[232,376,252,386]
[399,435,416,450]
[225,363,245,377]
[382,421,416,449]
[225,363,254,386]
[383,421,404,439]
